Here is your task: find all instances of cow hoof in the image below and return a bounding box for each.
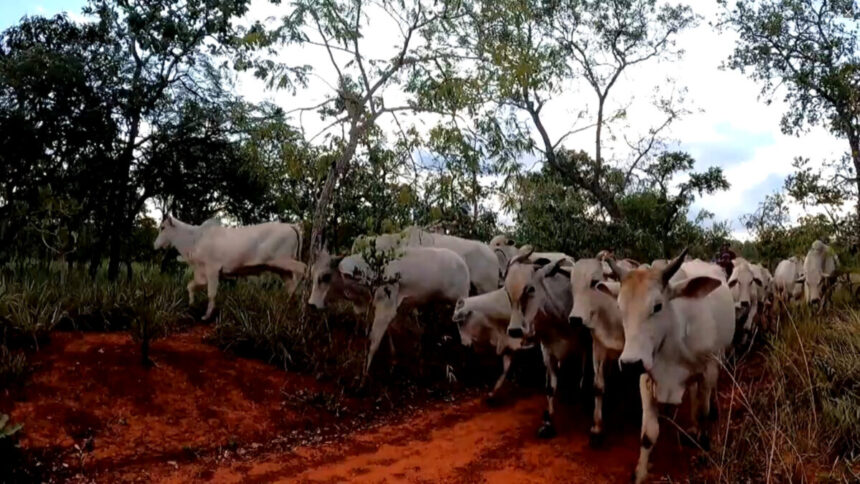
[537,423,556,439]
[588,431,604,448]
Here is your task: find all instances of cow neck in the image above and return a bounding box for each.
[169,219,202,259]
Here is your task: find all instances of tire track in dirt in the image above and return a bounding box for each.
[159,395,649,483]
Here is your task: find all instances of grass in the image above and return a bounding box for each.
[700,301,860,483]
[0,261,194,386]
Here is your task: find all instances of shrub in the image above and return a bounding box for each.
[0,345,27,389]
[703,304,860,482]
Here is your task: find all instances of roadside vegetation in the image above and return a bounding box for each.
[692,301,860,483]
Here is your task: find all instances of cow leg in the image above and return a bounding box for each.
[365,312,396,376]
[268,257,305,294]
[634,373,659,484]
[203,271,220,321]
[538,345,558,439]
[683,380,701,448]
[696,360,719,450]
[187,269,206,305]
[387,331,397,369]
[590,341,607,447]
[486,352,512,405]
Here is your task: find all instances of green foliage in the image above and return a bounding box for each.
[211,283,366,380]
[505,150,730,261]
[722,0,860,138]
[0,262,193,353]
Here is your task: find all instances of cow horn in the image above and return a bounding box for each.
[509,245,535,267]
[606,257,629,280]
[546,258,569,278]
[662,248,688,286]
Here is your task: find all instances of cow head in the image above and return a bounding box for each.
[801,241,836,306]
[505,257,571,341]
[308,250,344,309]
[153,214,176,249]
[453,297,491,348]
[727,261,761,324]
[490,235,519,278]
[612,249,722,374]
[569,258,619,331]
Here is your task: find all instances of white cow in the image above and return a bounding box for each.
[489,235,571,277]
[366,247,471,375]
[153,215,305,320]
[596,250,640,281]
[750,263,775,331]
[568,258,624,446]
[505,251,587,439]
[357,227,499,294]
[604,250,734,484]
[307,251,373,314]
[728,258,763,345]
[452,289,527,403]
[800,240,840,306]
[773,256,804,304]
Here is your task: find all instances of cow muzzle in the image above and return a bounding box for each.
[620,359,646,376]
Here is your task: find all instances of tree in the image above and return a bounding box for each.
[722,0,860,231]
[85,0,253,279]
[0,15,119,264]
[460,0,696,219]
[245,0,466,266]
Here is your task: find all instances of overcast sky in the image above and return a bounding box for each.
[1,0,847,239]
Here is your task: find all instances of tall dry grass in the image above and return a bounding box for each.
[703,303,860,483]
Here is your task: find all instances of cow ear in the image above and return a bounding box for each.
[669,276,721,300]
[165,214,174,227]
[595,281,619,298]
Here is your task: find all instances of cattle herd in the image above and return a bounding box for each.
[152,215,841,484]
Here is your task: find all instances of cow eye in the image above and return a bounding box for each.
[653,303,663,313]
[590,279,599,288]
[728,280,738,288]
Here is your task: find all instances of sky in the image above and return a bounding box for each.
[0,1,847,240]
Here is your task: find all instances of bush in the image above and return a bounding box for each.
[0,261,193,347]
[0,346,27,389]
[704,304,860,482]
[210,279,366,381]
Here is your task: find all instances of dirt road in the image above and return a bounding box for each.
[161,395,651,484]
[4,327,691,483]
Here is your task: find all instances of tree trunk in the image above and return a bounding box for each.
[850,132,860,248]
[595,96,605,168]
[308,123,362,268]
[108,109,142,280]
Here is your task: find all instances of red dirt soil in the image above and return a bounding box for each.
[3,327,695,483]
